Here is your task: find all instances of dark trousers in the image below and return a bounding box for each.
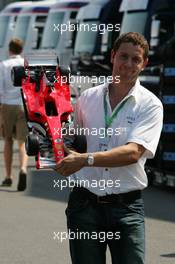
[66,188,145,264]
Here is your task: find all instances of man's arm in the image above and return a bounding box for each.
[55,142,145,176]
[88,142,145,167]
[0,62,4,104]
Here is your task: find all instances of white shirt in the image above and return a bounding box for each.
[71,79,163,196]
[0,55,24,105]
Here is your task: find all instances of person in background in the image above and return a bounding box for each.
[56,32,163,264]
[0,38,28,191]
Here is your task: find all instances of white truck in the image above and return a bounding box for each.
[0,1,32,61]
[71,0,122,76]
[40,0,89,67]
[12,0,59,55]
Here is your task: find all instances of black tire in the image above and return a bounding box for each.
[73,135,87,153]
[59,66,71,84]
[11,66,25,86]
[25,134,39,156]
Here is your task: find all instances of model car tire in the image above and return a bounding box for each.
[11,66,25,86]
[25,134,40,156]
[73,134,87,153]
[59,66,70,84]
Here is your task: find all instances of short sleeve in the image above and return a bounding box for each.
[127,103,163,158]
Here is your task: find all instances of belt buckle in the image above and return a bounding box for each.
[97,196,110,204]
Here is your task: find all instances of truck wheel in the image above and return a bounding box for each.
[25,134,39,156]
[11,66,25,86]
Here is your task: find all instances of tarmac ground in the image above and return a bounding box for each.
[0,140,175,264]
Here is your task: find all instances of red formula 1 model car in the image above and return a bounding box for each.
[12,54,86,169]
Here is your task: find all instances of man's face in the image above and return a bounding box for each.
[111,42,148,84]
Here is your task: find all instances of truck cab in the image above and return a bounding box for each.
[12,1,58,55]
[40,0,89,67]
[0,1,32,61]
[71,0,122,76]
[149,3,175,65]
[120,0,175,66]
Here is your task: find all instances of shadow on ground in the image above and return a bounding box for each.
[25,169,70,203]
[143,186,175,223]
[0,189,18,193]
[25,170,175,223]
[160,253,175,258]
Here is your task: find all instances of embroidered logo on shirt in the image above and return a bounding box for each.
[126,116,135,124]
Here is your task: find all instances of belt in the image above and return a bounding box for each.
[73,186,142,204]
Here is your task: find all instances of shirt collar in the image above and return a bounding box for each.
[104,79,141,104]
[9,55,22,59]
[126,79,140,103]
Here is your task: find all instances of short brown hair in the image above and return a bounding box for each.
[113,32,149,59]
[9,38,23,54]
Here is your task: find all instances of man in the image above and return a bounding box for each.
[0,38,28,191]
[56,32,163,264]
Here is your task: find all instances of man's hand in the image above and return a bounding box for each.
[55,145,87,176]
